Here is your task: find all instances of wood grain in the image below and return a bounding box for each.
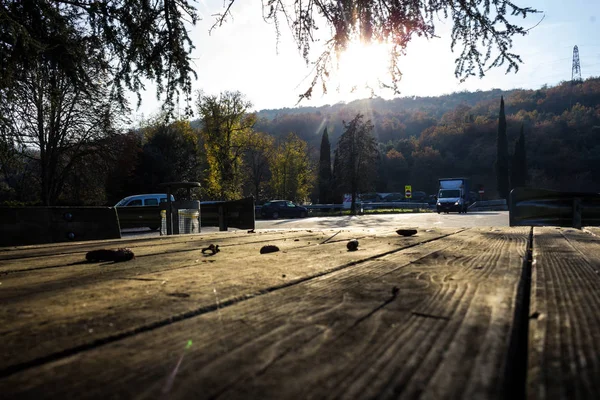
[584,226,600,237]
[0,228,529,399]
[528,227,600,399]
[0,229,454,374]
[0,230,323,271]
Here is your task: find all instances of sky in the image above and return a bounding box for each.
[129,0,600,123]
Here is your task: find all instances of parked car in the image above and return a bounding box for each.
[410,191,428,202]
[382,193,404,202]
[115,193,175,230]
[115,193,174,207]
[260,200,308,219]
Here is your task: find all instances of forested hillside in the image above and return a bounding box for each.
[1,78,599,206]
[255,78,600,196]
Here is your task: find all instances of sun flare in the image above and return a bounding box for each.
[331,41,393,100]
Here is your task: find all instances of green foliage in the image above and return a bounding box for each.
[318,128,333,203]
[2,0,539,117]
[132,120,202,195]
[0,144,39,204]
[197,91,255,200]
[269,133,313,203]
[496,96,510,199]
[105,131,144,204]
[243,0,539,100]
[243,131,275,201]
[4,77,600,206]
[384,148,409,192]
[0,0,198,117]
[334,113,378,214]
[255,77,600,198]
[0,50,122,205]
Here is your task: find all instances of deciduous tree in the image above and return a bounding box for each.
[0,55,123,205]
[243,131,275,201]
[334,113,378,214]
[196,91,255,200]
[133,119,202,195]
[269,133,312,203]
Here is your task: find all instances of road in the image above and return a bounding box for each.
[257,211,509,231]
[121,211,509,238]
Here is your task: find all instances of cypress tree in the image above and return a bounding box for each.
[496,96,510,199]
[318,128,332,203]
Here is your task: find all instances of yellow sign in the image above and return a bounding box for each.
[405,185,412,199]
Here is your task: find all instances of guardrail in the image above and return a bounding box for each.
[509,187,600,228]
[304,204,344,211]
[469,199,508,211]
[304,202,431,213]
[363,202,430,209]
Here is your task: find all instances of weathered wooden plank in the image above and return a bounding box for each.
[583,226,600,237]
[0,229,454,374]
[0,229,324,271]
[0,230,329,272]
[0,228,529,399]
[528,227,600,399]
[0,229,399,288]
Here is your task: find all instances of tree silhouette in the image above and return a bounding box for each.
[496,96,510,199]
[334,114,378,214]
[1,0,198,116]
[318,128,332,203]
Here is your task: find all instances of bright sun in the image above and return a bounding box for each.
[331,41,393,101]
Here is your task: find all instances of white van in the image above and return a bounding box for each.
[115,194,176,230]
[115,193,175,207]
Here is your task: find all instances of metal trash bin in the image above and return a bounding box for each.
[178,209,200,234]
[158,181,202,235]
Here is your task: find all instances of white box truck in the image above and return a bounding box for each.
[437,178,470,214]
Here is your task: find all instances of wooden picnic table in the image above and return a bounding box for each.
[0,227,599,399]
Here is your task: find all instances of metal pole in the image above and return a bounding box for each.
[572,198,582,229]
[218,205,227,231]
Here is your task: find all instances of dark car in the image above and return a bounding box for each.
[260,200,308,219]
[410,191,428,202]
[382,193,404,202]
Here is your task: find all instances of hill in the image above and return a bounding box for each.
[252,78,600,197]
